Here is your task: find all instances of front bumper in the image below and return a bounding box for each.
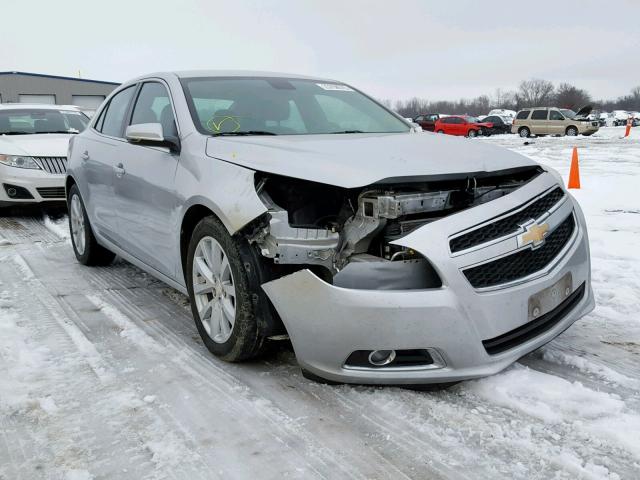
[0,164,66,205]
[262,172,594,384]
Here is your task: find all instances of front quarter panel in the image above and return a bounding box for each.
[175,135,268,235]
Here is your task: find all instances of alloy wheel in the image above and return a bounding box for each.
[192,236,237,343]
[70,194,86,255]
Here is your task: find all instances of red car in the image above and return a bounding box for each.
[434,115,493,137]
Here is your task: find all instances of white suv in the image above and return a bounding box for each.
[0,104,89,207]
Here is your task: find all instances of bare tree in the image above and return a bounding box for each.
[554,83,592,110]
[516,78,555,108]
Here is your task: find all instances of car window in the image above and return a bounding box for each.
[549,110,564,121]
[427,114,438,121]
[130,82,178,138]
[516,110,530,120]
[100,86,136,137]
[414,115,424,122]
[0,109,89,134]
[441,117,453,124]
[531,110,548,120]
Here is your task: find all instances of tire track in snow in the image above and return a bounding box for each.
[3,253,214,480]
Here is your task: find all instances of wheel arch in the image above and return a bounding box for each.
[65,175,77,200]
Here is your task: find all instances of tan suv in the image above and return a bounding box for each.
[512,106,599,137]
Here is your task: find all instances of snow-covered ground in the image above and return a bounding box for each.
[0,126,638,479]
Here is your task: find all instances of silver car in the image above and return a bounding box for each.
[66,71,594,385]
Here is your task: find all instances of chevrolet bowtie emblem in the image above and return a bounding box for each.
[518,220,549,249]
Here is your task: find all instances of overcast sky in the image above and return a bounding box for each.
[2,0,639,101]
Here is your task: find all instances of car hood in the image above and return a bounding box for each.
[0,134,73,157]
[574,105,593,119]
[205,132,537,188]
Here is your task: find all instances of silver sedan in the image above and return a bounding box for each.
[66,71,594,385]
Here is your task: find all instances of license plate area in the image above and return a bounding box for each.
[528,272,572,321]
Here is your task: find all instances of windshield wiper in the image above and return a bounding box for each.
[1,131,32,135]
[210,130,278,137]
[330,130,365,134]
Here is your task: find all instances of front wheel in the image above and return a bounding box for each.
[467,129,478,138]
[68,184,115,266]
[566,126,578,136]
[186,216,268,362]
[436,130,445,134]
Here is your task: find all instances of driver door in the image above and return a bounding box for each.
[113,81,182,279]
[548,109,566,135]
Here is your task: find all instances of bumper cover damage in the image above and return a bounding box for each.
[260,172,595,384]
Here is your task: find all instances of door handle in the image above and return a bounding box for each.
[114,163,126,178]
[81,151,90,161]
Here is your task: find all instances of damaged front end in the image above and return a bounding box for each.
[247,167,543,290]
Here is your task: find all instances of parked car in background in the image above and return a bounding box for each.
[482,115,512,135]
[512,106,599,137]
[611,110,631,126]
[488,109,516,122]
[413,113,440,132]
[65,70,594,385]
[598,112,608,127]
[435,115,493,137]
[0,104,89,207]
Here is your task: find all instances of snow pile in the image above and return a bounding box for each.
[43,213,71,240]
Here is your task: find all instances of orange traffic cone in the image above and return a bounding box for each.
[568,147,581,189]
[625,117,632,137]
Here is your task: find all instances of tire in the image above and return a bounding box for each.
[436,130,445,134]
[518,127,531,138]
[467,129,478,138]
[186,216,268,362]
[566,126,578,136]
[68,184,115,266]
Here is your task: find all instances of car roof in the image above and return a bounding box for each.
[0,103,82,111]
[128,70,339,84]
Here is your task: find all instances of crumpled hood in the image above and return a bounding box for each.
[0,134,72,157]
[205,132,537,188]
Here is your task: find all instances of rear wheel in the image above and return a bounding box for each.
[566,126,578,136]
[436,130,445,134]
[186,216,268,362]
[518,127,531,138]
[68,184,115,266]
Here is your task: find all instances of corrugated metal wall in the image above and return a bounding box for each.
[0,73,118,105]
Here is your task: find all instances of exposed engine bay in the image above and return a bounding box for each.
[247,167,542,290]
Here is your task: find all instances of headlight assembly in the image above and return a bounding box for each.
[0,154,42,170]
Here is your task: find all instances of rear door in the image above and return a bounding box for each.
[113,80,181,279]
[80,85,137,245]
[529,109,549,135]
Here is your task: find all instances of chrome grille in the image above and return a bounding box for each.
[462,213,576,289]
[450,187,565,253]
[33,157,67,174]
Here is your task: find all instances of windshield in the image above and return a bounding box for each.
[466,116,480,123]
[181,77,410,135]
[0,109,89,135]
[560,109,576,119]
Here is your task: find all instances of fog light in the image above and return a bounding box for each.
[368,350,396,366]
[7,187,17,197]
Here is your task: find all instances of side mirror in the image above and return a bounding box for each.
[126,123,180,153]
